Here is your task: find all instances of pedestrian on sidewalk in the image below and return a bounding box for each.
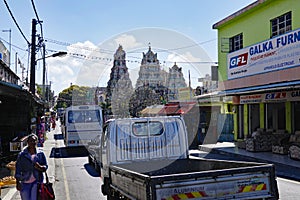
[15,133,48,200]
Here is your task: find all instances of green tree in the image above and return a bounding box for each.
[36,84,42,96]
[56,85,95,108]
[129,85,161,117]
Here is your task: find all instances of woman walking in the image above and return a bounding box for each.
[15,133,48,200]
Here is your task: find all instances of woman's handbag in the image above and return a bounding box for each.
[37,172,55,200]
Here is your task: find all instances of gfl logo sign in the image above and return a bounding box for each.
[229,53,248,68]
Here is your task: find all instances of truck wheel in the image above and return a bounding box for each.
[107,194,115,200]
[107,189,120,200]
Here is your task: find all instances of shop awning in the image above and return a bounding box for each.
[218,80,300,96]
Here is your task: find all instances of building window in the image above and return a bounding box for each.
[270,11,292,38]
[229,33,243,53]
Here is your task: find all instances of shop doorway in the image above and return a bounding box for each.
[292,101,300,132]
[200,106,221,144]
[249,104,260,134]
[266,103,286,130]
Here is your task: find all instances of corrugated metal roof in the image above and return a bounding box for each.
[140,105,164,116]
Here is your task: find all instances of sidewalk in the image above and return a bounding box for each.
[0,127,57,200]
[198,142,300,181]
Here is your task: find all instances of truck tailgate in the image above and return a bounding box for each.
[155,172,273,199]
[110,159,278,199]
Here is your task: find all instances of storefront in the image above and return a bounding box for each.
[292,101,300,131]
[233,89,300,140]
[195,94,234,144]
[266,102,286,131]
[0,81,43,156]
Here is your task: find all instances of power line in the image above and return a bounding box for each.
[31,0,43,37]
[45,37,217,57]
[0,36,28,52]
[3,0,30,45]
[156,38,216,52]
[126,38,216,54]
[45,38,218,65]
[46,48,217,66]
[45,38,114,54]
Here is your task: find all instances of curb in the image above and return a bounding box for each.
[201,146,300,182]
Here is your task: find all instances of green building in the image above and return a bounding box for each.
[213,0,300,141]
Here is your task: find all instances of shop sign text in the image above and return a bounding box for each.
[228,28,300,80]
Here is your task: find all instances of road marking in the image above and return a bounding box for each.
[2,187,17,200]
[61,157,70,200]
[59,146,70,200]
[277,177,300,184]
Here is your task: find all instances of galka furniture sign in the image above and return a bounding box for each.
[227,28,300,79]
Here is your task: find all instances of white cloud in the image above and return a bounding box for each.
[41,28,213,94]
[166,51,201,63]
[68,41,98,55]
[113,34,142,50]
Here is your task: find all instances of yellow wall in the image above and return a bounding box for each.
[243,104,248,136]
[233,107,238,140]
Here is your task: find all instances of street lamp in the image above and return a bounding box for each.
[30,51,67,97]
[36,51,67,99]
[2,29,11,69]
[35,51,67,62]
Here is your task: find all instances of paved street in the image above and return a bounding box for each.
[1,125,300,200]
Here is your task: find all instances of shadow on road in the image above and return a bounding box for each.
[84,163,100,177]
[54,133,64,140]
[50,146,88,158]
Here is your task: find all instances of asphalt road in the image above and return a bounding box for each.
[52,136,105,200]
[2,130,299,200]
[52,148,300,200]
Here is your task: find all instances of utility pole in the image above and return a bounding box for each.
[48,81,52,105]
[188,70,192,100]
[42,43,46,99]
[30,19,37,95]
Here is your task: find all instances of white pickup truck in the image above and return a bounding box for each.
[88,116,279,200]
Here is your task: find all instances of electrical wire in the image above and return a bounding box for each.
[46,48,217,65]
[31,0,43,38]
[0,36,28,52]
[155,38,216,53]
[45,37,218,65]
[3,0,30,45]
[45,37,114,54]
[45,37,216,57]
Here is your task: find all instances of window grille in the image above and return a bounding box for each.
[229,33,243,53]
[270,11,292,38]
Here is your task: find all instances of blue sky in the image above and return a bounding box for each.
[0,0,255,94]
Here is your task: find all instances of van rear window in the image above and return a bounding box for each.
[132,121,164,136]
[68,110,101,123]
